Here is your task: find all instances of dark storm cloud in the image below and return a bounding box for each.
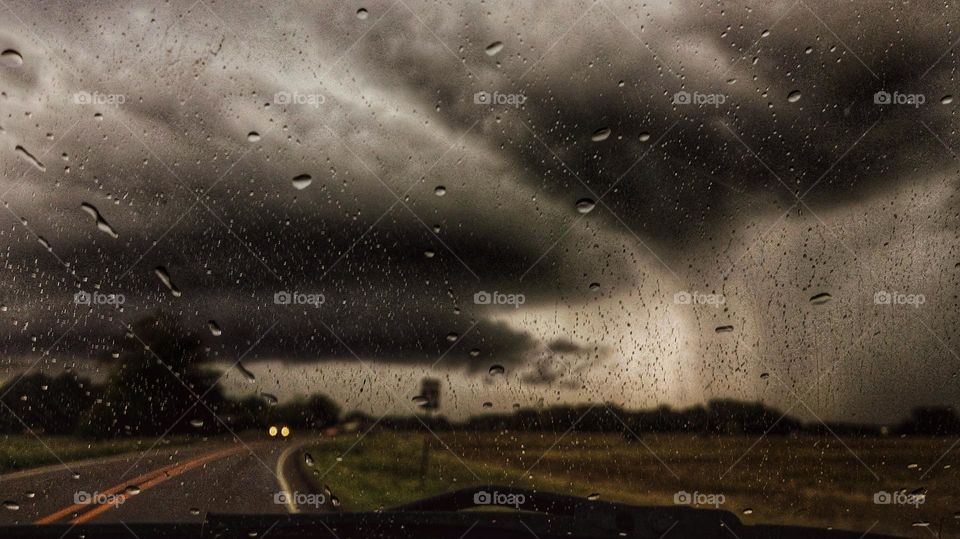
[1,0,959,410]
[0,0,632,372]
[333,0,960,257]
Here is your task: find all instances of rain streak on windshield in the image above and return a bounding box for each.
[0,1,959,538]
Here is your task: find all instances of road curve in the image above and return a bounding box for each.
[0,435,326,525]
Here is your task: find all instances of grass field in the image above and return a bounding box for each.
[298,431,959,537]
[0,435,190,474]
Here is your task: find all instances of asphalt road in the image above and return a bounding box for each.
[0,436,327,525]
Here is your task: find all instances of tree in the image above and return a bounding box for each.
[0,372,99,434]
[80,312,227,438]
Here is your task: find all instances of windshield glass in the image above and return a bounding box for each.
[0,1,958,537]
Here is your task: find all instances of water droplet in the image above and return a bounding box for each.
[14,145,45,171]
[412,395,428,406]
[80,202,119,238]
[71,472,80,480]
[154,266,182,297]
[638,132,651,142]
[591,127,611,142]
[760,372,770,380]
[715,325,734,334]
[24,492,34,499]
[125,485,141,495]
[482,401,493,408]
[189,507,201,515]
[485,41,504,56]
[489,364,505,376]
[424,249,435,258]
[247,131,261,142]
[356,8,368,19]
[434,185,446,196]
[236,361,256,383]
[189,418,204,428]
[804,46,813,54]
[1,49,23,67]
[208,321,222,336]
[446,332,458,342]
[469,348,480,357]
[587,493,600,501]
[809,292,832,305]
[304,453,315,466]
[589,282,600,292]
[743,508,754,515]
[787,90,802,103]
[331,496,341,508]
[261,392,279,406]
[3,501,18,511]
[942,95,954,105]
[575,198,596,214]
[292,174,312,190]
[760,29,770,38]
[37,236,51,251]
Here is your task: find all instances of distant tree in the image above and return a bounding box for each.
[79,312,227,438]
[897,406,960,435]
[706,399,800,435]
[302,394,341,429]
[261,394,342,430]
[0,372,99,434]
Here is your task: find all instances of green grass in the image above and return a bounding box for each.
[299,431,960,537]
[0,435,190,474]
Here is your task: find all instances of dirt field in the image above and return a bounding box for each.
[300,430,960,537]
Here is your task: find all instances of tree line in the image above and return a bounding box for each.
[1,313,957,438]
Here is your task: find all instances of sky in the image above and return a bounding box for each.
[1,0,959,423]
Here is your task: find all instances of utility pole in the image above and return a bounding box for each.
[418,378,440,486]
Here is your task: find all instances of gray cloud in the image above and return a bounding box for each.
[1,0,959,422]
